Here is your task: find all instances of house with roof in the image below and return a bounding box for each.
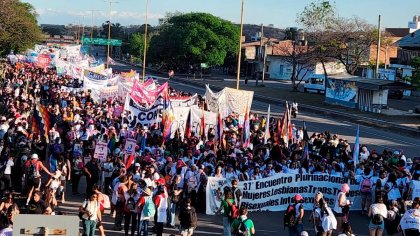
[395,29,420,65]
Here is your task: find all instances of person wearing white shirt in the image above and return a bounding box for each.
[368,196,388,236]
[399,200,420,236]
[359,146,370,163]
[2,157,14,190]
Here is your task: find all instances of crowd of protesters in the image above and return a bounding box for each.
[0,59,419,236]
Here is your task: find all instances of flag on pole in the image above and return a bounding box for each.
[32,103,53,142]
[303,121,310,141]
[352,125,360,171]
[280,102,291,147]
[184,110,192,139]
[162,108,174,144]
[199,107,206,140]
[303,142,309,160]
[242,106,250,148]
[125,153,135,170]
[217,111,223,141]
[264,105,270,144]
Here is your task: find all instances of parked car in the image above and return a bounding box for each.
[388,89,403,99]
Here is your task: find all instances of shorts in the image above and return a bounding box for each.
[27,177,41,190]
[369,221,384,230]
[180,227,194,236]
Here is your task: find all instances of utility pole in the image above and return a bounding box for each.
[81,16,86,46]
[236,0,245,90]
[142,0,149,82]
[106,0,119,69]
[375,15,381,79]
[257,24,263,86]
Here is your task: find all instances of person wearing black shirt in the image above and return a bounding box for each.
[27,190,52,215]
[84,157,100,197]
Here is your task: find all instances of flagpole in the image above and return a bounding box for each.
[142,0,149,82]
[236,0,244,90]
[264,104,270,144]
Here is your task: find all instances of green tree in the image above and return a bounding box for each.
[409,56,420,90]
[148,12,240,71]
[0,0,43,56]
[297,1,375,76]
[101,21,124,39]
[128,32,151,61]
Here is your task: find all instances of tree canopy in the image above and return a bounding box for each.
[148,12,240,71]
[0,0,43,56]
[297,0,376,75]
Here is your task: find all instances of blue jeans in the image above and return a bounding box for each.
[137,219,149,236]
[169,202,176,226]
[83,220,97,236]
[222,216,231,236]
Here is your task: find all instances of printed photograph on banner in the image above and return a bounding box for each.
[93,141,108,163]
[124,138,137,155]
[205,177,230,215]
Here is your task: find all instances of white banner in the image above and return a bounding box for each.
[99,86,118,101]
[93,141,108,163]
[190,105,217,138]
[124,95,164,130]
[118,81,133,101]
[60,86,84,93]
[224,87,253,115]
[205,85,227,115]
[124,138,137,155]
[170,94,198,108]
[206,174,361,215]
[170,107,191,138]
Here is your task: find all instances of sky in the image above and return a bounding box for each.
[22,0,420,29]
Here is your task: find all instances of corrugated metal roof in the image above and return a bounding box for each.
[328,73,413,90]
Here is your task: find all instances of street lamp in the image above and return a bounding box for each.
[236,0,245,90]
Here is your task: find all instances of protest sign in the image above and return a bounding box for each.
[130,81,168,107]
[36,54,51,68]
[124,138,137,155]
[124,95,164,130]
[171,107,191,138]
[224,87,253,115]
[190,105,217,138]
[61,86,84,94]
[99,86,118,101]
[204,85,227,115]
[93,141,108,163]
[170,94,198,108]
[206,174,361,215]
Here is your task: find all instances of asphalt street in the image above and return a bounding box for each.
[61,179,376,236]
[163,78,420,158]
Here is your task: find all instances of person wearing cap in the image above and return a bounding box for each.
[333,183,351,234]
[137,187,154,236]
[287,194,305,236]
[24,153,53,205]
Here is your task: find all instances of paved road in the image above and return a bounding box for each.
[163,78,420,158]
[60,178,376,236]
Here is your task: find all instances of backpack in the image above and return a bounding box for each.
[227,200,239,222]
[233,218,250,236]
[361,177,372,193]
[372,213,384,225]
[27,161,40,179]
[126,196,136,211]
[142,197,156,217]
[284,204,297,229]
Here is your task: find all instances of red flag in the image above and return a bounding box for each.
[125,154,135,170]
[185,110,192,139]
[200,107,206,140]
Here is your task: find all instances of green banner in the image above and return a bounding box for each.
[82,37,122,46]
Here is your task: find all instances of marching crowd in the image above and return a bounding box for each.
[0,60,419,236]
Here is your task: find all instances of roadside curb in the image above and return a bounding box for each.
[174,77,420,138]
